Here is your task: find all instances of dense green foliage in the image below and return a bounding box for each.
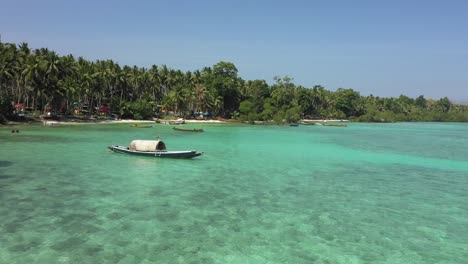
[1,41,468,122]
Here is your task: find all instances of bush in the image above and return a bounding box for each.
[0,96,14,118]
[0,114,7,124]
[285,106,301,123]
[118,99,154,120]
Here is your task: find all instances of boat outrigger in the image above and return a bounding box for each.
[108,140,203,159]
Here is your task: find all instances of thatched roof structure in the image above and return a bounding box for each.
[129,140,166,152]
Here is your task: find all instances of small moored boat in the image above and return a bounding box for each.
[157,118,185,125]
[169,119,185,125]
[172,127,204,132]
[130,124,153,128]
[108,140,203,158]
[321,123,347,127]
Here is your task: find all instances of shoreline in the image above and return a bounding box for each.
[4,119,227,126]
[4,118,348,126]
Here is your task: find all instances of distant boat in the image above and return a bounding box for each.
[315,122,347,127]
[157,118,185,125]
[108,140,203,159]
[172,127,204,132]
[130,124,153,128]
[298,122,316,125]
[169,119,185,125]
[289,123,299,127]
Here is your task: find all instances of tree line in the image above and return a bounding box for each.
[1,41,468,123]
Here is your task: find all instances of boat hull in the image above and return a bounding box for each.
[172,127,204,132]
[108,146,203,158]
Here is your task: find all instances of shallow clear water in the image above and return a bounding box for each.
[1,122,467,264]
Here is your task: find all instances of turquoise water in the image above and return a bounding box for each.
[1,122,467,263]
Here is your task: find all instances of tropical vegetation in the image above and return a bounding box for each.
[1,41,468,123]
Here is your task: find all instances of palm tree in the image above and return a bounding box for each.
[12,42,31,105]
[94,60,122,107]
[158,65,170,96]
[194,83,208,112]
[0,43,16,98]
[170,83,187,116]
[148,65,162,103]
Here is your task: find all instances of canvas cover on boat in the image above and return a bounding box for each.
[129,140,166,152]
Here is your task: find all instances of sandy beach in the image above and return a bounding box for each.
[37,119,226,126]
[5,118,347,126]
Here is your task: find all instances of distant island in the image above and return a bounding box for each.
[1,41,467,124]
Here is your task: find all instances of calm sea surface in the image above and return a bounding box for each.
[1,122,467,264]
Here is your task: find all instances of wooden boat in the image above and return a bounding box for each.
[172,127,204,132]
[314,122,347,127]
[298,122,316,125]
[289,123,299,127]
[169,119,185,125]
[322,123,347,127]
[130,124,153,128]
[157,118,185,125]
[108,140,203,159]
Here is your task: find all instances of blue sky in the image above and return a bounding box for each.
[1,0,467,100]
